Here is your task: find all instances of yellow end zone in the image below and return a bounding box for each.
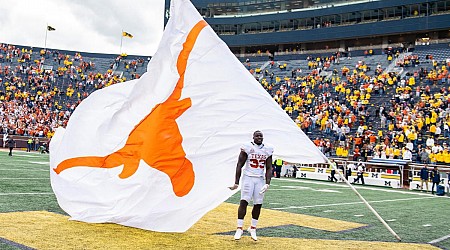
[0,203,439,250]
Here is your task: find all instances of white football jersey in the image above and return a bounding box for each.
[241,142,274,177]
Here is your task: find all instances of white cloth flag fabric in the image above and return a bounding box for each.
[50,0,328,232]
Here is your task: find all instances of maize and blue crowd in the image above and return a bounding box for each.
[1,43,450,165]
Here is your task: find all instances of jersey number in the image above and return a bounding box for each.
[249,159,266,168]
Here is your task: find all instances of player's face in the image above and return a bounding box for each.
[253,132,263,145]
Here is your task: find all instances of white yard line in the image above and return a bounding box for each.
[0,192,53,196]
[275,178,450,198]
[28,161,50,165]
[0,169,48,172]
[272,196,436,210]
[12,159,47,162]
[12,154,43,158]
[0,178,49,180]
[270,187,342,193]
[270,188,311,191]
[429,234,450,244]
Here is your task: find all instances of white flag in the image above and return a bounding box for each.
[50,0,327,232]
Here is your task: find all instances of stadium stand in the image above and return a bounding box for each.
[0,43,147,148]
[1,0,450,164]
[243,43,450,165]
[1,42,450,165]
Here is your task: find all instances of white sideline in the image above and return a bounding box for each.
[28,161,50,165]
[271,187,342,193]
[0,178,49,180]
[0,169,48,171]
[13,154,42,158]
[271,196,436,210]
[0,193,53,196]
[429,234,450,244]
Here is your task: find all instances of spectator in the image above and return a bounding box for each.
[420,164,430,192]
[419,148,430,164]
[430,166,441,195]
[27,136,33,152]
[352,159,365,185]
[329,159,338,182]
[6,136,15,156]
[34,137,40,151]
[345,162,354,180]
[292,165,298,178]
[447,172,450,196]
[2,132,7,147]
[273,158,283,178]
[402,147,412,161]
[39,142,49,154]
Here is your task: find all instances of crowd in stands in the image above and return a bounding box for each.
[0,43,146,140]
[1,41,450,165]
[250,47,450,165]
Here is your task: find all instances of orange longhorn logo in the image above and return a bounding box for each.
[53,20,208,197]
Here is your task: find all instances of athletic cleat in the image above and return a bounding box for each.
[248,227,257,241]
[234,228,243,240]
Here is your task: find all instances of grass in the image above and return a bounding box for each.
[0,150,449,249]
[228,179,450,247]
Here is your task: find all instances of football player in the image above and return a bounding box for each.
[229,130,273,241]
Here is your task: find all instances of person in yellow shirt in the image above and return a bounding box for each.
[397,133,405,148]
[435,151,444,163]
[429,124,436,134]
[388,123,394,131]
[430,113,437,125]
[386,146,394,159]
[341,147,349,158]
[393,147,401,159]
[408,77,415,86]
[443,149,450,163]
[320,118,327,131]
[425,116,431,128]
[335,146,342,157]
[417,118,424,132]
[429,152,436,164]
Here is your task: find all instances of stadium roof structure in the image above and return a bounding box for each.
[164,0,450,57]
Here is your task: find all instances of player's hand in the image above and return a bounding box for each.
[229,184,239,190]
[259,184,270,194]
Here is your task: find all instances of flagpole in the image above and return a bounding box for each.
[120,29,123,55]
[44,23,48,52]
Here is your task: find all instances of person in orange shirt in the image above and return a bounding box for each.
[369,133,377,144]
[353,146,361,161]
[313,137,321,146]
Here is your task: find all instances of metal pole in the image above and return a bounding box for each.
[399,164,404,188]
[120,30,123,54]
[329,159,402,241]
[44,24,48,51]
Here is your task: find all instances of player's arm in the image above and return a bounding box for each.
[265,155,273,185]
[229,150,247,190]
[259,155,273,194]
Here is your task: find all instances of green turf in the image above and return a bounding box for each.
[227,178,450,248]
[0,241,20,250]
[0,150,449,249]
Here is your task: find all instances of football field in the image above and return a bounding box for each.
[0,150,449,249]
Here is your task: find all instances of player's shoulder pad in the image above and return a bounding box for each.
[263,143,275,155]
[240,142,253,154]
